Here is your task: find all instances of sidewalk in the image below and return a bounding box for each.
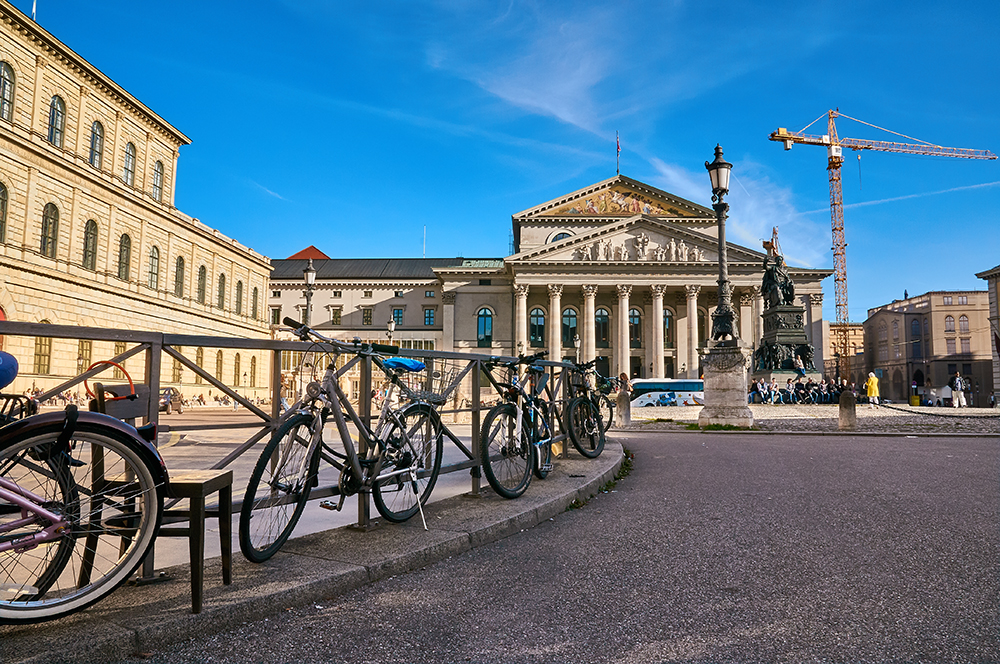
[1,440,625,664]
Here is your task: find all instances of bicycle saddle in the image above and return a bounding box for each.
[383,357,426,373]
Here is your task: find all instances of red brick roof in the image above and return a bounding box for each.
[287,245,331,260]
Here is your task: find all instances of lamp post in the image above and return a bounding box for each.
[705,145,737,342]
[386,319,396,343]
[302,258,316,326]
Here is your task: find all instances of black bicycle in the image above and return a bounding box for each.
[564,359,607,458]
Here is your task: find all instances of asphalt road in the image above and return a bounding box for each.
[122,430,999,663]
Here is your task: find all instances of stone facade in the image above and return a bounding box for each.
[0,2,272,398]
[973,265,999,405]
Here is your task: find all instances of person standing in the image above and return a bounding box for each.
[949,372,967,408]
[864,372,880,409]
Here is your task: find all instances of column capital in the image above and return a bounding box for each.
[582,284,598,298]
[513,284,529,297]
[650,284,667,297]
[441,291,456,305]
[750,284,762,297]
[739,291,755,307]
[616,284,632,299]
[548,284,563,297]
[685,284,701,299]
[809,292,824,305]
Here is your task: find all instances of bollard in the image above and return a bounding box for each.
[839,391,857,431]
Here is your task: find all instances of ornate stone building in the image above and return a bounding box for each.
[271,175,832,385]
[975,264,1000,404]
[0,1,271,397]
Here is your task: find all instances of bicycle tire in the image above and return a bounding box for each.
[531,403,552,480]
[372,403,443,523]
[598,394,614,433]
[0,424,162,624]
[480,403,532,499]
[239,413,316,563]
[567,397,605,458]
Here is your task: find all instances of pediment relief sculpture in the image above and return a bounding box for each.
[566,230,712,263]
[544,185,689,217]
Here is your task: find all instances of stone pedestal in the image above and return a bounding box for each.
[838,391,857,431]
[698,340,754,428]
[752,303,817,378]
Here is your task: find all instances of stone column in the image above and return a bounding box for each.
[739,290,754,344]
[74,86,89,160]
[513,285,529,356]
[582,285,597,363]
[30,56,46,138]
[548,284,562,361]
[442,291,456,353]
[752,285,763,347]
[617,285,632,378]
[686,285,700,378]
[809,293,825,371]
[675,292,688,377]
[651,285,666,378]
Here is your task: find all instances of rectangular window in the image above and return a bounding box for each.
[479,279,491,286]
[393,308,403,325]
[963,363,972,375]
[947,363,956,375]
[425,291,435,298]
[271,307,281,325]
[394,290,404,298]
[172,357,182,383]
[363,290,373,298]
[77,340,92,373]
[893,345,901,359]
[943,296,953,305]
[424,308,435,325]
[425,340,434,351]
[332,290,342,298]
[961,338,971,353]
[271,290,280,298]
[958,295,968,305]
[113,342,127,379]
[946,338,956,354]
[363,309,373,325]
[331,308,342,325]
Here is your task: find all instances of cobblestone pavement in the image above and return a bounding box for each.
[631,404,1000,434]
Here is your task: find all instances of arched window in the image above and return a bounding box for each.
[148,246,160,290]
[234,353,241,386]
[959,315,969,333]
[235,280,243,315]
[595,307,610,348]
[117,234,131,280]
[477,308,493,348]
[89,121,104,169]
[250,356,257,387]
[197,266,207,303]
[174,256,185,297]
[40,203,58,258]
[910,319,920,338]
[47,96,65,147]
[195,347,204,384]
[529,308,545,348]
[629,308,642,348]
[251,287,259,320]
[217,273,226,309]
[33,320,51,374]
[151,160,164,201]
[562,308,578,347]
[0,62,14,122]
[0,182,8,244]
[944,316,955,333]
[664,309,675,348]
[878,323,888,341]
[892,321,899,340]
[551,232,571,243]
[123,142,136,186]
[215,350,224,381]
[923,318,929,336]
[82,219,98,270]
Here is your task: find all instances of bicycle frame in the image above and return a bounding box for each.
[0,477,71,555]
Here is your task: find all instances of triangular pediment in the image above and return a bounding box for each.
[514,175,714,220]
[508,216,765,266]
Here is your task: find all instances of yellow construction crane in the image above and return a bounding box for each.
[770,109,996,380]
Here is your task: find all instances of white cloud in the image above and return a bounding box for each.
[249,180,286,201]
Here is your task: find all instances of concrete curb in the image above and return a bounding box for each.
[1,443,625,664]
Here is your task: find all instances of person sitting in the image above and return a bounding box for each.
[768,378,782,404]
[794,378,810,404]
[781,378,797,404]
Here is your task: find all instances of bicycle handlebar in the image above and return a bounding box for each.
[283,317,400,355]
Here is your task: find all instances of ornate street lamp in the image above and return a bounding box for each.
[302,258,316,325]
[705,145,737,341]
[386,319,396,342]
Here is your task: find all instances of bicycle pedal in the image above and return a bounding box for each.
[319,497,345,512]
[540,463,553,472]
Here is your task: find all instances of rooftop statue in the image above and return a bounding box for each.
[760,227,795,309]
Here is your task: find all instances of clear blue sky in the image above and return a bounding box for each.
[20,0,1000,324]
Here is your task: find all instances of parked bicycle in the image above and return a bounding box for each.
[478,352,554,499]
[239,318,447,563]
[0,355,167,625]
[563,359,607,459]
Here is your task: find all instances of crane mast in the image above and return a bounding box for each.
[770,110,996,382]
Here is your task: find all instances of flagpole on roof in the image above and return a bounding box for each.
[616,131,620,175]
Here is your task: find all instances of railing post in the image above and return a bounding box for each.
[470,359,481,495]
[146,338,162,428]
[271,348,283,425]
[357,354,372,528]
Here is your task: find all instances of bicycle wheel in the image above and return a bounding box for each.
[480,403,532,499]
[0,425,162,624]
[531,404,552,480]
[240,413,316,563]
[372,403,443,523]
[567,397,605,458]
[598,394,614,433]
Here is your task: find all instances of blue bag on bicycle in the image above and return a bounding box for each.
[0,351,18,389]
[383,357,425,373]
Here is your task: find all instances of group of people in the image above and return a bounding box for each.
[748,376,862,406]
